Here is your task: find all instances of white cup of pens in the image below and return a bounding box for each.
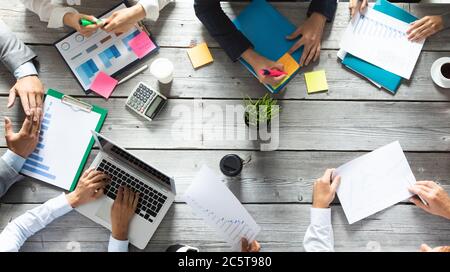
[150,58,174,84]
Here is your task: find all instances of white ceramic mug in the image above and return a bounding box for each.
[150,58,174,84]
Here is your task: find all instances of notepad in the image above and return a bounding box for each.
[129,31,157,59]
[272,53,300,89]
[334,141,417,224]
[90,72,118,99]
[305,70,328,94]
[187,42,214,69]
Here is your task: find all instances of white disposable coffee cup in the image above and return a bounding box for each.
[150,58,174,84]
[431,57,450,89]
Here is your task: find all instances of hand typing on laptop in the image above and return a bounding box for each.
[66,169,110,208]
[111,187,140,241]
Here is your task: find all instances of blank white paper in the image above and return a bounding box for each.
[340,8,424,79]
[335,141,416,224]
[183,166,261,251]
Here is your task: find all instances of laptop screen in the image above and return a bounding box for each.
[95,133,173,190]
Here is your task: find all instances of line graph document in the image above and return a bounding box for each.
[340,8,424,79]
[334,141,417,224]
[183,166,261,251]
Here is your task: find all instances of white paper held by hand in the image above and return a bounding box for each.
[183,165,261,251]
[334,141,417,224]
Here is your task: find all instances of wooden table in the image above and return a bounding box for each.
[0,0,449,252]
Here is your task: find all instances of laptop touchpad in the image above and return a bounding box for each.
[95,198,114,224]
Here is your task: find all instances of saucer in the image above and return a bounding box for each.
[431,57,450,88]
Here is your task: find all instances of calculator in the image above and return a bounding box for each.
[126,82,168,121]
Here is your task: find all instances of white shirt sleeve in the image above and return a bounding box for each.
[1,149,26,172]
[108,235,129,252]
[138,0,173,21]
[19,0,79,28]
[303,208,334,252]
[0,193,73,252]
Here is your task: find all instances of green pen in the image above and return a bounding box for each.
[79,18,103,27]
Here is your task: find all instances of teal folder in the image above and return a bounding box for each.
[342,0,417,94]
[233,0,303,93]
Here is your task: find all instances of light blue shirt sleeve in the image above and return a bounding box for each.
[0,193,73,252]
[303,208,334,252]
[108,235,129,252]
[13,61,38,79]
[1,149,26,173]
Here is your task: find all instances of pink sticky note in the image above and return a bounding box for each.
[90,72,118,99]
[128,31,156,59]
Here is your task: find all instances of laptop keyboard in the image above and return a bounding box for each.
[96,159,168,223]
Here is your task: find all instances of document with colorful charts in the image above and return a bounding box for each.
[334,141,417,224]
[54,3,157,92]
[183,166,261,251]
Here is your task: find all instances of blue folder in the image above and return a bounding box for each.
[233,0,303,93]
[342,0,418,94]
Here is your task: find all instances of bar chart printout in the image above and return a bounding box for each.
[339,8,424,79]
[20,94,102,190]
[183,166,261,251]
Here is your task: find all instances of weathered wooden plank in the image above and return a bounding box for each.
[1,149,449,204]
[1,46,448,101]
[0,204,449,252]
[409,4,450,51]
[1,98,450,151]
[1,1,423,51]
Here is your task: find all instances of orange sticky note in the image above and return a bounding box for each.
[129,31,156,59]
[272,53,300,89]
[90,72,118,99]
[187,42,214,69]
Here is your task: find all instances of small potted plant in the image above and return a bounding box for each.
[244,94,280,129]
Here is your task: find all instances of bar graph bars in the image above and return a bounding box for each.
[75,59,99,86]
[122,30,141,51]
[98,45,121,68]
[23,109,56,180]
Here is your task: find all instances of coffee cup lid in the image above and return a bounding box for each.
[220,154,243,177]
[431,57,450,89]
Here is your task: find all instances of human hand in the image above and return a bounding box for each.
[407,16,444,42]
[409,181,450,220]
[111,187,139,241]
[312,169,341,209]
[66,169,109,208]
[63,13,102,37]
[287,12,326,67]
[103,4,146,35]
[420,244,450,252]
[241,48,286,86]
[241,238,261,252]
[349,0,368,18]
[4,114,40,158]
[8,76,44,121]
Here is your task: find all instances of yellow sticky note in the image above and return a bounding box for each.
[187,42,214,69]
[304,70,328,94]
[272,53,300,89]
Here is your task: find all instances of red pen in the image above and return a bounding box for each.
[259,68,287,77]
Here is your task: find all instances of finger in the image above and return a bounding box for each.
[4,117,13,137]
[407,19,427,35]
[250,240,261,252]
[410,184,432,193]
[273,74,286,83]
[409,196,430,212]
[272,62,285,72]
[321,169,334,183]
[288,38,305,55]
[420,244,432,252]
[31,111,41,136]
[28,93,37,120]
[416,180,437,189]
[305,45,318,66]
[330,176,341,194]
[87,170,103,179]
[241,238,249,252]
[116,186,124,203]
[35,95,43,120]
[19,91,31,116]
[408,186,433,201]
[361,0,368,11]
[132,192,139,211]
[7,87,16,108]
[19,115,33,135]
[93,188,104,198]
[128,190,136,206]
[410,23,431,41]
[82,168,93,178]
[299,45,312,67]
[90,173,110,184]
[123,186,130,204]
[286,26,303,40]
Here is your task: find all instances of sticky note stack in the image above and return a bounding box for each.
[272,53,300,89]
[187,42,214,69]
[304,70,328,94]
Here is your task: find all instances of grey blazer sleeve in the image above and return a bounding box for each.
[0,19,37,74]
[0,159,21,199]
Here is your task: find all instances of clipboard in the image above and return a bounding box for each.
[54,1,159,94]
[20,89,108,191]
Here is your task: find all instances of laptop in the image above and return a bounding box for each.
[76,131,176,249]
